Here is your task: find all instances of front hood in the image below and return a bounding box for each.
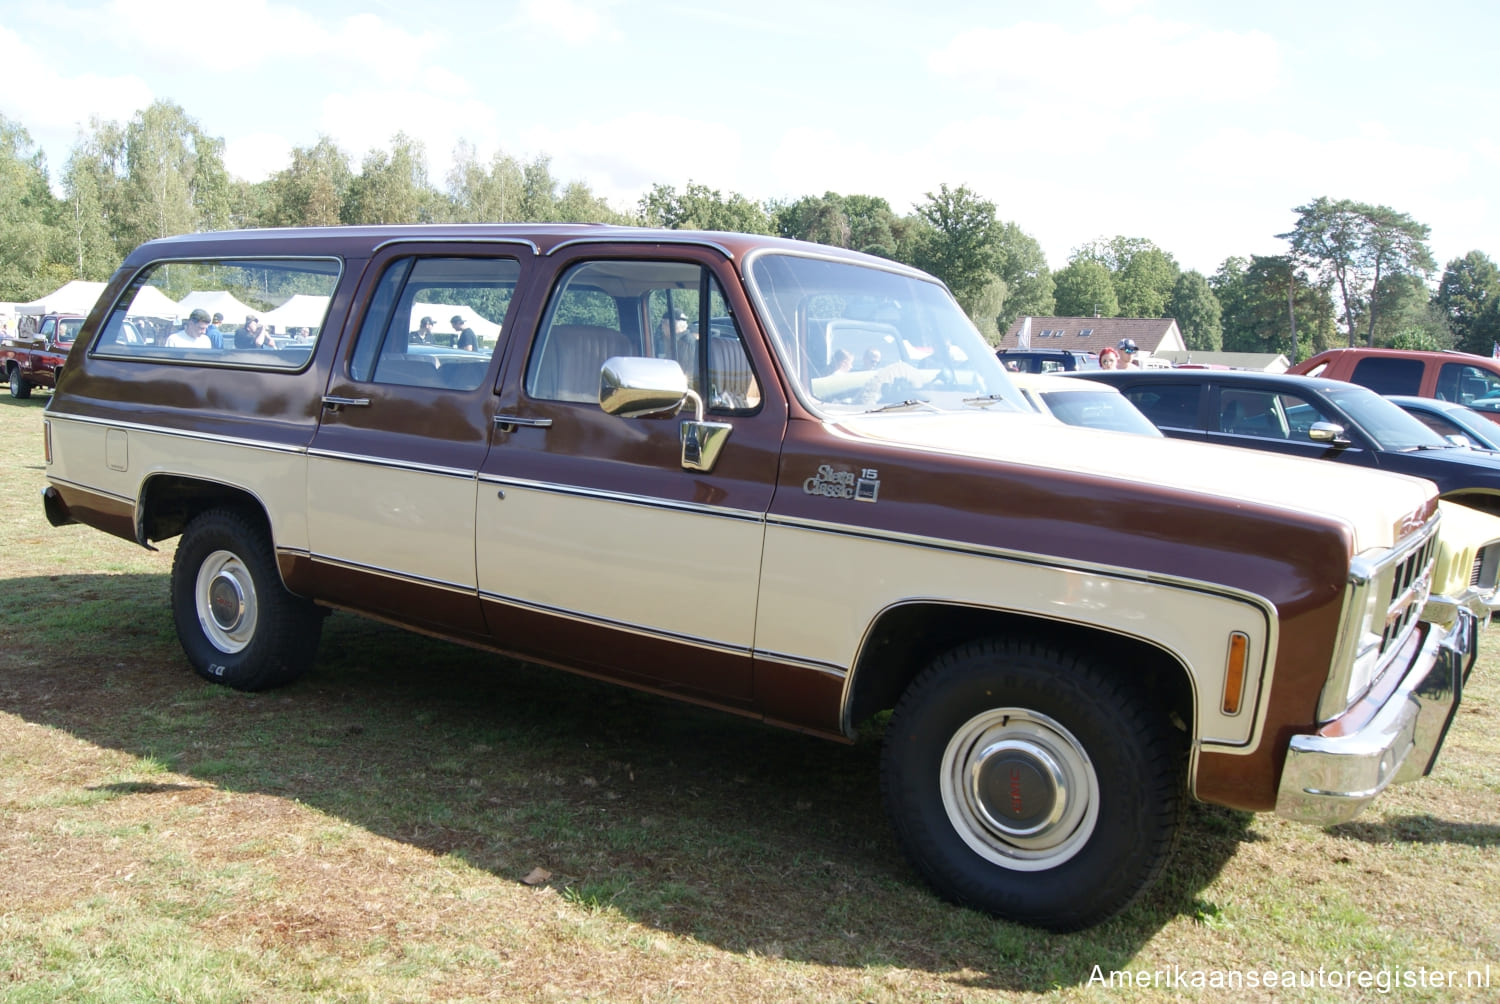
[834,411,1437,553]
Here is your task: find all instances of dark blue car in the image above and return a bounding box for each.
[1076,369,1500,516]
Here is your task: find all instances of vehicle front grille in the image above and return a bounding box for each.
[1382,533,1437,655]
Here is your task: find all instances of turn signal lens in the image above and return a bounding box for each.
[1222,632,1249,715]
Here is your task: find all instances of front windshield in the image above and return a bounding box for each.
[745,252,1029,417]
[1326,384,1452,451]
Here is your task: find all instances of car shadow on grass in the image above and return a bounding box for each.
[0,571,1251,993]
[1331,814,1500,847]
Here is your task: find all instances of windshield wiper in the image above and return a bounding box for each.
[865,398,938,414]
[962,393,1008,408]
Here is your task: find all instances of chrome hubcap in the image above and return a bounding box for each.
[195,550,257,653]
[940,709,1099,871]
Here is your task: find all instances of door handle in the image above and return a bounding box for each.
[321,395,371,411]
[493,414,553,431]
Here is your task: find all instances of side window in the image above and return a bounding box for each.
[1278,392,1334,438]
[1438,363,1500,406]
[1349,356,1422,396]
[349,257,519,392]
[1407,409,1464,440]
[1122,384,1200,429]
[527,260,760,413]
[1218,390,1291,439]
[93,258,340,370]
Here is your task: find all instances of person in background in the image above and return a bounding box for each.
[166,308,214,348]
[412,316,435,344]
[206,312,225,348]
[235,314,275,349]
[1117,338,1140,367]
[451,314,477,351]
[1098,346,1122,369]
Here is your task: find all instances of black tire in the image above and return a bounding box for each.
[881,639,1184,931]
[170,507,323,691]
[9,367,31,399]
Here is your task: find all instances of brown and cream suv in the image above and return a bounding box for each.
[41,224,1475,931]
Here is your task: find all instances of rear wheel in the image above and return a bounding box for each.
[881,639,1184,931]
[9,366,31,399]
[171,508,322,691]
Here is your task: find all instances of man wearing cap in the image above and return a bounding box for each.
[235,314,274,349]
[412,316,435,344]
[451,314,477,351]
[166,308,215,348]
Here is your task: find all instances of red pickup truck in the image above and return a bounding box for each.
[3,312,83,398]
[1288,347,1500,425]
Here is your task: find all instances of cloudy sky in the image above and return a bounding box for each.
[3,0,1496,275]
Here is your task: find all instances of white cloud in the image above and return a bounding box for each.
[223,131,292,183]
[929,17,1280,110]
[517,0,621,44]
[319,89,500,183]
[526,113,744,209]
[102,1,442,78]
[0,25,153,155]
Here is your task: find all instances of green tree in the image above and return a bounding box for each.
[113,100,232,246]
[1169,270,1222,351]
[446,142,526,222]
[1051,259,1117,318]
[1279,196,1434,347]
[771,191,901,257]
[1362,272,1450,348]
[1434,251,1500,355]
[994,221,1054,331]
[1073,236,1179,317]
[343,132,435,224]
[1212,255,1335,361]
[908,183,1004,317]
[0,115,65,299]
[639,181,771,233]
[264,135,352,227]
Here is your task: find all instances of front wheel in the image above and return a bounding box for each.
[171,508,323,691]
[881,639,1184,931]
[9,367,31,399]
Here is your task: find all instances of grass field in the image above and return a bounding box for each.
[1,390,1497,1002]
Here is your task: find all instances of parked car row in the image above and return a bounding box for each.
[1019,366,1500,629]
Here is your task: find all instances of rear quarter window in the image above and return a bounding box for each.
[92,258,341,371]
[1349,356,1422,396]
[1121,383,1202,429]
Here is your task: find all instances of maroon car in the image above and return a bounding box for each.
[39,225,1472,930]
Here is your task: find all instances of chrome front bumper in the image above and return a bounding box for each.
[1276,606,1473,826]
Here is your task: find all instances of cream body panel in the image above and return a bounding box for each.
[757,521,1273,749]
[306,456,478,589]
[46,415,310,550]
[838,411,1436,553]
[475,483,762,648]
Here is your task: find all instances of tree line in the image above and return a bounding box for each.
[4,101,1497,360]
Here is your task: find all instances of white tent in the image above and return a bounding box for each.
[178,290,257,323]
[260,294,331,332]
[15,280,108,316]
[409,303,502,343]
[125,285,182,319]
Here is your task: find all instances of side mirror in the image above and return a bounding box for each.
[599,356,688,418]
[1308,421,1349,445]
[598,355,733,472]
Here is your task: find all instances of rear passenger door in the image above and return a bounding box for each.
[474,249,786,703]
[1115,380,1209,441]
[305,245,529,640]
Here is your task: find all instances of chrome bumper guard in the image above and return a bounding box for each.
[1276,606,1474,826]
